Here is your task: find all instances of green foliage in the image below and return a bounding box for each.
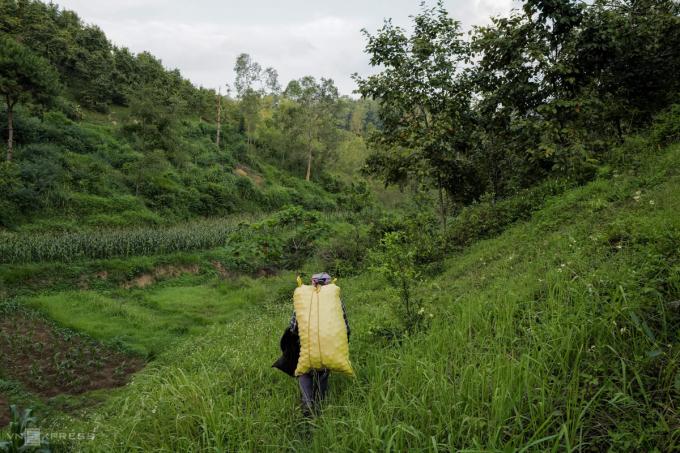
[278,76,341,181]
[316,222,371,277]
[355,1,477,208]
[367,207,445,269]
[358,0,680,211]
[0,34,59,160]
[0,35,59,107]
[0,1,679,450]
[651,104,680,146]
[43,143,676,452]
[336,181,374,214]
[0,107,349,228]
[0,405,50,452]
[369,232,426,333]
[260,205,317,227]
[0,162,23,227]
[0,0,214,115]
[0,3,371,230]
[445,178,573,248]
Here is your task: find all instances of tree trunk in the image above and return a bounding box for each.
[305,146,312,181]
[437,174,446,230]
[215,90,221,148]
[280,145,287,168]
[6,102,13,162]
[305,129,313,181]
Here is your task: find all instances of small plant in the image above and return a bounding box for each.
[369,232,426,334]
[366,324,406,345]
[0,405,50,453]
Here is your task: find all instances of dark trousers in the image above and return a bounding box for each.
[298,369,329,413]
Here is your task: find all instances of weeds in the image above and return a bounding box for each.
[0,405,50,452]
[53,144,678,452]
[2,145,678,451]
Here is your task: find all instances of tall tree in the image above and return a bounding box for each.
[233,53,281,150]
[0,35,59,161]
[263,67,281,96]
[575,0,680,130]
[215,86,222,148]
[284,76,340,181]
[353,1,474,224]
[234,53,262,97]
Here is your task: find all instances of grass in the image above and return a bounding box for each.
[20,276,293,357]
[18,144,674,451]
[0,142,677,450]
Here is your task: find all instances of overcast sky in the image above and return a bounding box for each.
[52,0,519,96]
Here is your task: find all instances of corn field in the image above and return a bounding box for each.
[0,219,252,264]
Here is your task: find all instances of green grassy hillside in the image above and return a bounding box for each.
[1,0,381,232]
[2,1,679,451]
[1,105,344,232]
[13,143,673,451]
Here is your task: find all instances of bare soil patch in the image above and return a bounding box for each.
[211,260,235,279]
[0,313,144,425]
[234,164,264,186]
[124,273,154,289]
[122,264,200,289]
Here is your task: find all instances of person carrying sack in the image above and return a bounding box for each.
[272,272,353,417]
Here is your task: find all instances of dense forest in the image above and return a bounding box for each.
[1,0,679,451]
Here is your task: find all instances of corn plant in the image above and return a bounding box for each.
[0,405,50,453]
[0,218,248,264]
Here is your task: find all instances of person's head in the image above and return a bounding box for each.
[311,272,332,286]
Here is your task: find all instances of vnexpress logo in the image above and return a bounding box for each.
[23,428,41,447]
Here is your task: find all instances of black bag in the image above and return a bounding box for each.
[272,328,300,377]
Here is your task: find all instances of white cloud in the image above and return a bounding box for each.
[91,15,367,94]
[53,0,519,95]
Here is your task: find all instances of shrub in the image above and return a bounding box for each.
[368,209,444,266]
[316,223,371,277]
[445,178,572,249]
[280,217,328,270]
[223,227,283,274]
[13,143,67,211]
[261,186,292,210]
[0,162,25,228]
[262,205,318,228]
[651,104,680,145]
[317,172,346,194]
[61,193,145,217]
[607,135,654,171]
[336,181,374,214]
[369,232,427,333]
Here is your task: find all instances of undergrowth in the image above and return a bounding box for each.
[33,144,679,452]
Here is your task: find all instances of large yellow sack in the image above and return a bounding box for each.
[294,283,354,377]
